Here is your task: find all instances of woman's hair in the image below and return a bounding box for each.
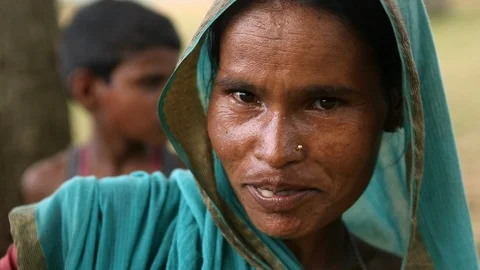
[208,0,403,131]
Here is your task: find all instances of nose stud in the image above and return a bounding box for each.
[296,145,304,151]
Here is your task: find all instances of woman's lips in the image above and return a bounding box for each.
[246,185,318,212]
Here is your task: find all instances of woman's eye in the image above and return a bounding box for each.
[312,98,340,111]
[232,91,258,104]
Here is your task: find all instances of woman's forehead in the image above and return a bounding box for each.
[217,3,380,94]
[219,2,372,66]
[224,2,351,40]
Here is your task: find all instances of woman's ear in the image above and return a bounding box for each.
[69,69,101,112]
[383,87,404,132]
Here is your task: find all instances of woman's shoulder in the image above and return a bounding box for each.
[9,170,198,269]
[42,170,195,215]
[11,170,193,226]
[12,169,198,227]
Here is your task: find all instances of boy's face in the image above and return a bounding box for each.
[96,47,179,146]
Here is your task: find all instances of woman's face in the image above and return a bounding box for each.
[208,2,388,239]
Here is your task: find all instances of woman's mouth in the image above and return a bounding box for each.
[246,185,318,212]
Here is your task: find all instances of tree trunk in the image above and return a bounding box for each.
[0,0,71,253]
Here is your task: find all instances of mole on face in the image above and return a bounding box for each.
[207,1,387,239]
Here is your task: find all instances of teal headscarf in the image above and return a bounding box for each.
[9,0,478,269]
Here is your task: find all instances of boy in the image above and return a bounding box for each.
[22,1,183,204]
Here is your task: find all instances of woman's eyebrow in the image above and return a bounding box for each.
[214,77,260,93]
[215,78,361,97]
[301,85,361,97]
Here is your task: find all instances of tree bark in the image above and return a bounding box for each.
[0,0,70,253]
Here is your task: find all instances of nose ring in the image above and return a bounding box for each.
[296,145,304,151]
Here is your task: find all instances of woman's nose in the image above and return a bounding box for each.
[253,113,304,169]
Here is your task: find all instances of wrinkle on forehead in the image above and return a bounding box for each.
[227,1,372,54]
[221,5,372,69]
[225,2,364,55]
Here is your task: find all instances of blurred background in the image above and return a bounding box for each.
[1,0,479,254]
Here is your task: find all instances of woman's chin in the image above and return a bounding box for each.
[249,212,313,239]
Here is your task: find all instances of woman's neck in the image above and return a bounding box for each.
[284,220,356,269]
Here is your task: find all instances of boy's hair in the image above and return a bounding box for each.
[58,1,181,86]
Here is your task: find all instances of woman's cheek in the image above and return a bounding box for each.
[308,112,383,197]
[208,99,257,174]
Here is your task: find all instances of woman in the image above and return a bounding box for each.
[5,0,478,269]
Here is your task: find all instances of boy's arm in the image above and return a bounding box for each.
[22,153,68,204]
[22,166,53,204]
